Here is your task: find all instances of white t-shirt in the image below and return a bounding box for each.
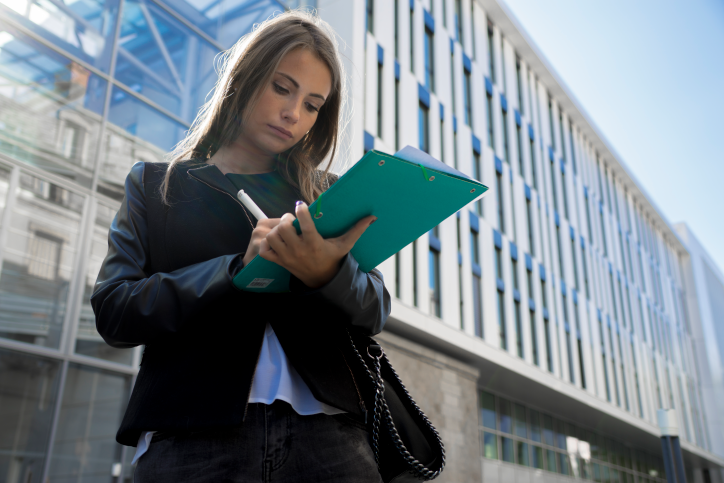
[132,323,344,464]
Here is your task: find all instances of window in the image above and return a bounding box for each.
[549,159,558,211]
[513,260,523,358]
[409,5,415,73]
[429,248,441,317]
[394,0,399,58]
[495,246,503,281]
[530,308,538,365]
[412,241,418,307]
[502,108,510,163]
[395,77,400,150]
[418,102,429,153]
[377,61,383,138]
[569,122,577,175]
[463,67,472,126]
[574,304,586,389]
[500,35,506,91]
[470,1,476,58]
[424,26,434,92]
[366,0,374,34]
[496,171,505,233]
[440,118,445,164]
[473,151,482,215]
[526,198,535,256]
[498,291,507,350]
[516,58,524,114]
[582,246,590,299]
[544,317,553,372]
[562,294,575,384]
[516,124,524,175]
[471,230,480,265]
[487,22,495,82]
[561,167,569,219]
[486,93,495,149]
[450,50,456,116]
[559,113,566,162]
[556,226,565,278]
[570,237,578,289]
[395,252,401,299]
[529,137,537,189]
[548,97,555,150]
[473,274,483,338]
[455,0,463,42]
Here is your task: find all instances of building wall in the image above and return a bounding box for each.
[0,0,722,481]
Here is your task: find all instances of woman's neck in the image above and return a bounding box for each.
[208,140,277,175]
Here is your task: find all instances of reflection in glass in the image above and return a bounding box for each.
[153,0,287,49]
[0,0,118,71]
[531,445,544,469]
[47,363,131,482]
[501,436,514,463]
[481,432,497,459]
[480,390,496,429]
[542,414,555,446]
[0,23,106,187]
[75,202,135,365]
[498,397,511,434]
[0,173,83,348]
[545,449,557,473]
[107,85,187,154]
[0,348,61,483]
[115,0,218,123]
[96,123,166,200]
[513,403,527,438]
[529,409,541,442]
[516,441,529,467]
[558,452,570,475]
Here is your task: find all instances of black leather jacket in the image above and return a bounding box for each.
[91,161,391,446]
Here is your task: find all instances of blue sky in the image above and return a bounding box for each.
[501,0,724,274]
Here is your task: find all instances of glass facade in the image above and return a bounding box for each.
[0,0,304,480]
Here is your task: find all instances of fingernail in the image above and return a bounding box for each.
[370,218,377,225]
[295,200,303,207]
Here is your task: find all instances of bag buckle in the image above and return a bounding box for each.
[367,344,382,359]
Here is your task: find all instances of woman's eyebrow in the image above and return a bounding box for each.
[277,72,326,101]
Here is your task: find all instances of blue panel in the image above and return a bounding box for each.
[509,170,513,183]
[524,184,531,201]
[418,83,430,107]
[597,309,602,321]
[410,0,415,9]
[472,263,482,277]
[514,109,522,127]
[608,262,613,273]
[493,229,503,249]
[450,37,455,53]
[457,211,461,219]
[500,93,508,112]
[469,211,480,232]
[570,226,575,240]
[463,53,472,72]
[510,242,518,261]
[599,202,604,214]
[439,103,445,120]
[458,252,463,265]
[572,289,578,305]
[472,134,481,154]
[560,159,566,175]
[485,76,493,95]
[424,8,435,32]
[513,289,521,302]
[495,156,503,174]
[617,270,621,281]
[548,146,555,162]
[497,278,505,292]
[543,308,550,320]
[560,280,567,296]
[539,264,546,281]
[453,116,458,133]
[607,315,612,328]
[528,123,535,140]
[525,253,533,272]
[564,322,570,333]
[394,59,401,80]
[429,233,441,251]
[364,130,375,151]
[546,203,549,217]
[529,298,536,311]
[583,186,588,198]
[554,211,560,227]
[580,235,585,248]
[377,44,384,64]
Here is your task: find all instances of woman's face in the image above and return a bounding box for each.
[239,47,333,157]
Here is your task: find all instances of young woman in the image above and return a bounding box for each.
[91,10,390,482]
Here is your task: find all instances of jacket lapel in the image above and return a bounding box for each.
[186,163,241,201]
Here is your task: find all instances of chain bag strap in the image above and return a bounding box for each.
[347,330,445,482]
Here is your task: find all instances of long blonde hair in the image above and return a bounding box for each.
[163,9,346,204]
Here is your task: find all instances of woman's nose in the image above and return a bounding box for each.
[282,99,301,124]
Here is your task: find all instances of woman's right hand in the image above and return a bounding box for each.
[243,218,282,267]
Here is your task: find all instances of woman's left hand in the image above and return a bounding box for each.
[258,201,376,289]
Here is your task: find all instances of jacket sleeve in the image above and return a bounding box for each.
[91,162,245,349]
[291,253,391,336]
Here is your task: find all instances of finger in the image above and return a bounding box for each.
[336,215,376,251]
[259,244,279,263]
[295,201,322,242]
[256,218,282,229]
[265,229,287,254]
[277,213,301,247]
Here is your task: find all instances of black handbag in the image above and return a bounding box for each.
[346,330,445,482]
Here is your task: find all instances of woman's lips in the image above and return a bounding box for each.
[269,125,292,139]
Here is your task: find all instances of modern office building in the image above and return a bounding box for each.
[0,0,721,481]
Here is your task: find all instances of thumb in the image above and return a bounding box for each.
[338,215,377,250]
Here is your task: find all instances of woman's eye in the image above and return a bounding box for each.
[306,103,320,113]
[273,83,288,94]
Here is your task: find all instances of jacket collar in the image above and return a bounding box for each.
[186,163,241,201]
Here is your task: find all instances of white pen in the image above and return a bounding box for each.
[236,189,268,221]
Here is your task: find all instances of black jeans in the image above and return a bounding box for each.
[133,401,383,483]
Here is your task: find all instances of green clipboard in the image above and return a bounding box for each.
[232,146,489,292]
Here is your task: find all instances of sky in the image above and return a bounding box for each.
[501,0,724,274]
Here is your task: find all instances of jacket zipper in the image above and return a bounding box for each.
[341,349,368,424]
[187,171,255,228]
[188,169,261,421]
